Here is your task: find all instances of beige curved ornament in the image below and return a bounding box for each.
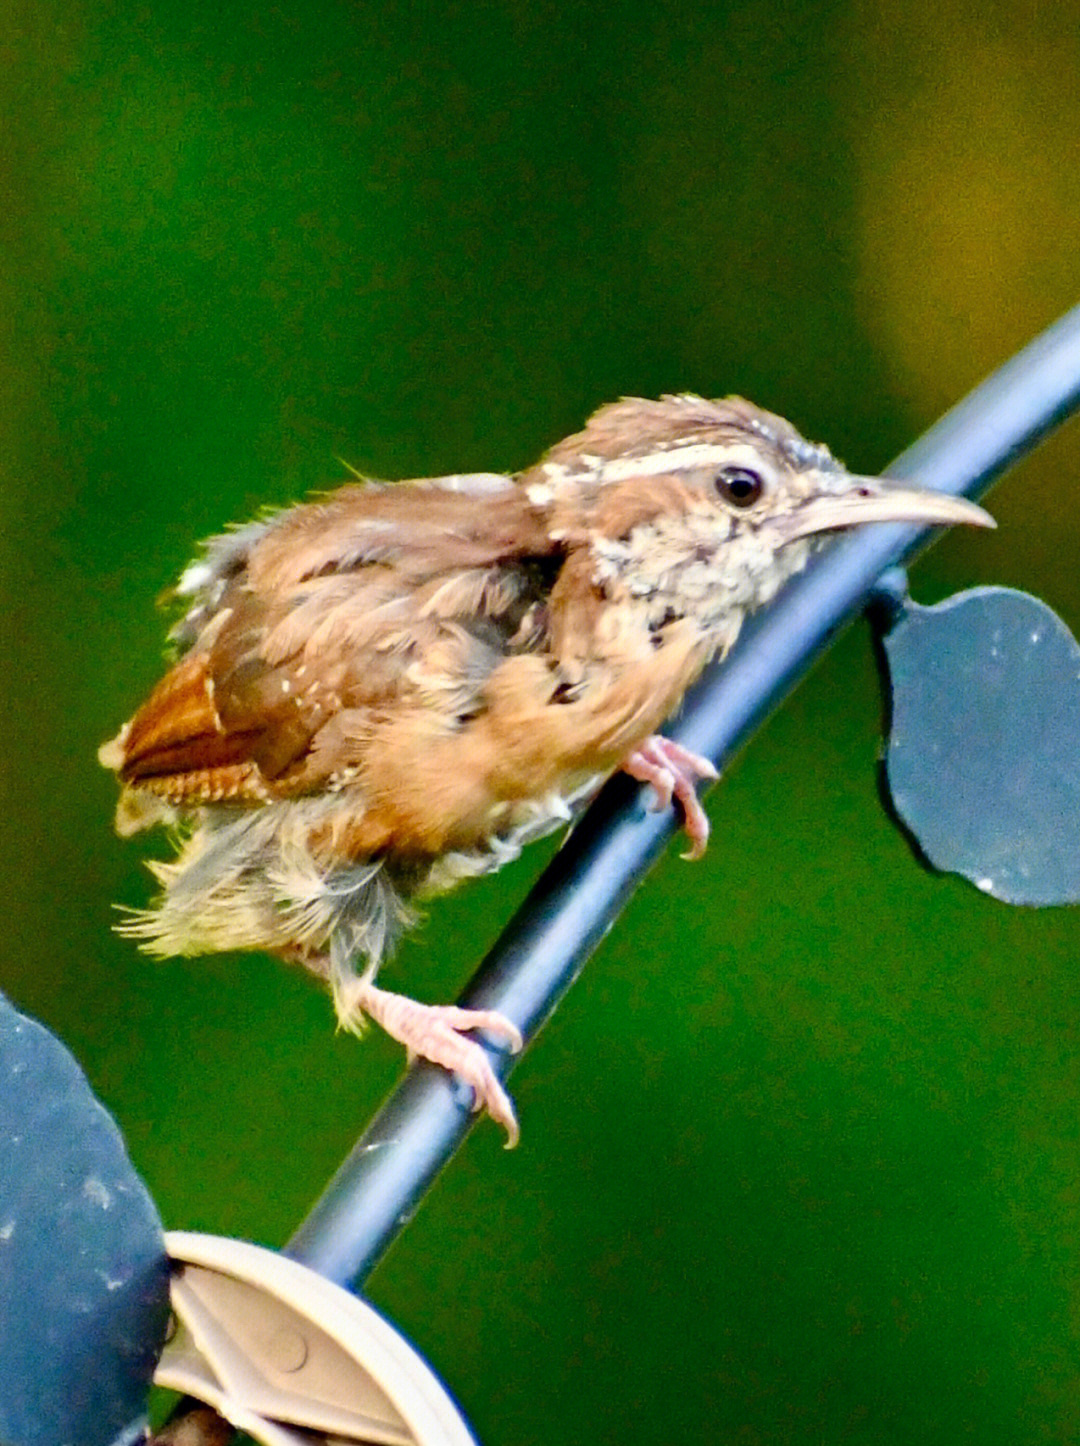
[157,1231,477,1446]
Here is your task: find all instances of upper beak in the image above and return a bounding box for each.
[780,474,995,542]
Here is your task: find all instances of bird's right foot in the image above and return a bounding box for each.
[623,735,719,860]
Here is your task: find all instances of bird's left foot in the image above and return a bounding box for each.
[623,736,718,860]
[338,979,524,1147]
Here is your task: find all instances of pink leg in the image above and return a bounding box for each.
[622,736,719,861]
[341,980,523,1147]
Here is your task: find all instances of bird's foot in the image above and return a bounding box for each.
[623,736,719,861]
[340,980,523,1147]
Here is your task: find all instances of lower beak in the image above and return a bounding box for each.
[781,475,995,541]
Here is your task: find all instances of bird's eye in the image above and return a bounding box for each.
[715,466,764,508]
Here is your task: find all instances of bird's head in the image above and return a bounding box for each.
[526,394,993,634]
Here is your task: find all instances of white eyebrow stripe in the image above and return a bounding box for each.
[595,442,752,481]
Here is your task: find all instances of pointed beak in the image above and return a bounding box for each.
[779,474,995,542]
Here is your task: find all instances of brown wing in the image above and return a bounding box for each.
[107,475,562,809]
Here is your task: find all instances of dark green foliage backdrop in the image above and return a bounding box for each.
[4,2,1080,1440]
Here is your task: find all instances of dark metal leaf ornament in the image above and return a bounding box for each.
[881,582,1080,906]
[0,993,169,1446]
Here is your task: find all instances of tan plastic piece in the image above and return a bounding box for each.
[157,1231,478,1446]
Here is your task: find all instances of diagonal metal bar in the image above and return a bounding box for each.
[285,302,1080,1290]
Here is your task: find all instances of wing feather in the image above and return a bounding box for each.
[107,476,561,806]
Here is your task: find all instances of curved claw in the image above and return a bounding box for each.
[623,736,719,860]
[336,981,522,1146]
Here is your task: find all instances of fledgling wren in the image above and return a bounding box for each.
[100,395,992,1143]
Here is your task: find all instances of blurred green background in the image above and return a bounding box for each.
[4,1,1080,1440]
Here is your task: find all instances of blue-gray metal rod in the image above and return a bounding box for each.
[285,302,1080,1289]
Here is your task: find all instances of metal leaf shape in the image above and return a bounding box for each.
[883,587,1080,906]
[0,993,169,1446]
